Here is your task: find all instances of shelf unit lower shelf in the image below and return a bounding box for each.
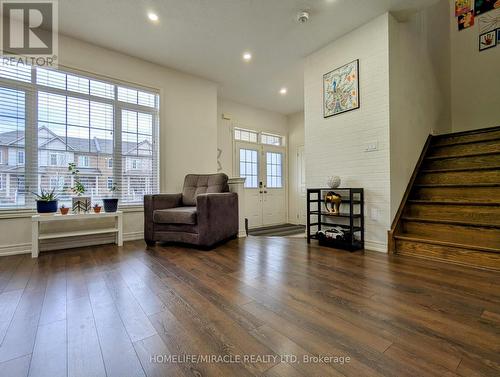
[307,188,364,252]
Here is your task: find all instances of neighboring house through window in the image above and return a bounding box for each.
[78,155,90,168]
[17,150,24,165]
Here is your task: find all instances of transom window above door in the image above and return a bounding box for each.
[234,127,285,146]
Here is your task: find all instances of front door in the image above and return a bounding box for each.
[235,141,286,229]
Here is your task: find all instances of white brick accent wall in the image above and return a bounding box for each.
[304,14,391,252]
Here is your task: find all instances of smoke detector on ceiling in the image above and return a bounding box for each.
[297,10,310,24]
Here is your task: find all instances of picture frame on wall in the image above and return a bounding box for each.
[474,0,500,16]
[323,59,360,118]
[455,0,473,16]
[479,30,497,50]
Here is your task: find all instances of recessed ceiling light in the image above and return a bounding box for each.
[242,52,252,62]
[148,12,159,22]
[280,87,288,95]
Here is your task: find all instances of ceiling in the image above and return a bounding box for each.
[58,0,439,115]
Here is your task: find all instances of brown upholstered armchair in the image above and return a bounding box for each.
[144,173,238,248]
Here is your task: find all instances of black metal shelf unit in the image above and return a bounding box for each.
[307,188,364,251]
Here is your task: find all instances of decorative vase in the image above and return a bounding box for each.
[72,196,91,214]
[327,176,341,189]
[103,198,119,213]
[36,200,58,214]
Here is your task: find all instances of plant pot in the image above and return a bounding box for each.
[103,198,118,212]
[36,200,58,214]
[93,207,102,214]
[72,196,91,213]
[60,207,69,215]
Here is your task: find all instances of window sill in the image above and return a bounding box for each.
[0,205,144,219]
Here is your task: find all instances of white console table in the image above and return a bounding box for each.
[31,211,123,258]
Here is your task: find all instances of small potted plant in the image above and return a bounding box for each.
[68,163,90,213]
[93,203,102,214]
[33,189,58,214]
[103,182,119,212]
[60,204,69,215]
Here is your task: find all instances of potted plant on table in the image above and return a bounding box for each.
[68,162,90,213]
[33,189,58,214]
[59,205,69,215]
[103,182,119,212]
[93,203,102,214]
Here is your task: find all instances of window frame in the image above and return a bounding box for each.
[0,64,160,210]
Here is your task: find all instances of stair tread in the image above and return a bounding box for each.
[407,200,500,206]
[401,216,500,229]
[425,151,500,160]
[414,183,500,188]
[421,165,500,173]
[431,136,500,148]
[394,234,500,254]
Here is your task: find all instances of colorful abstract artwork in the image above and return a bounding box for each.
[479,30,497,50]
[475,0,500,16]
[323,60,359,118]
[456,0,473,16]
[459,11,475,29]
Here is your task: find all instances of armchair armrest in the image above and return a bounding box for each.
[144,193,183,242]
[196,192,238,246]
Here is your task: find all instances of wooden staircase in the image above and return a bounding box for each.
[388,126,500,271]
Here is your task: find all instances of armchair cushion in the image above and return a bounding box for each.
[153,206,197,225]
[182,173,229,206]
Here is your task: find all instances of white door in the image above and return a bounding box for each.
[235,142,287,229]
[297,145,306,225]
[262,146,286,226]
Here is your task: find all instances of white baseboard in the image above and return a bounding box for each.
[0,243,31,256]
[364,240,387,253]
[0,231,144,257]
[124,231,144,241]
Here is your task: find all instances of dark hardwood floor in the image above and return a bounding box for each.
[0,237,499,377]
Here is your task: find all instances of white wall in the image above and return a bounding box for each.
[388,0,452,219]
[304,14,391,252]
[287,111,305,224]
[217,98,287,176]
[450,3,500,132]
[0,34,218,256]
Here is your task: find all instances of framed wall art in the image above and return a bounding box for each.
[323,59,360,118]
[475,0,500,16]
[479,30,497,50]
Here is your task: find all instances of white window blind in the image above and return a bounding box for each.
[0,63,160,209]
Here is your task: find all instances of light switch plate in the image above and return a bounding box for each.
[365,141,378,152]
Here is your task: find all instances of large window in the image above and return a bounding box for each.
[0,63,160,208]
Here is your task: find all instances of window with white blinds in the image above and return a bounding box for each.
[0,63,160,209]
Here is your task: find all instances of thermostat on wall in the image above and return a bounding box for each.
[222,113,232,120]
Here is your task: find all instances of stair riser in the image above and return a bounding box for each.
[405,204,500,225]
[432,129,500,147]
[402,221,500,250]
[395,240,500,271]
[422,154,500,170]
[428,140,500,157]
[416,170,500,185]
[412,186,500,203]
